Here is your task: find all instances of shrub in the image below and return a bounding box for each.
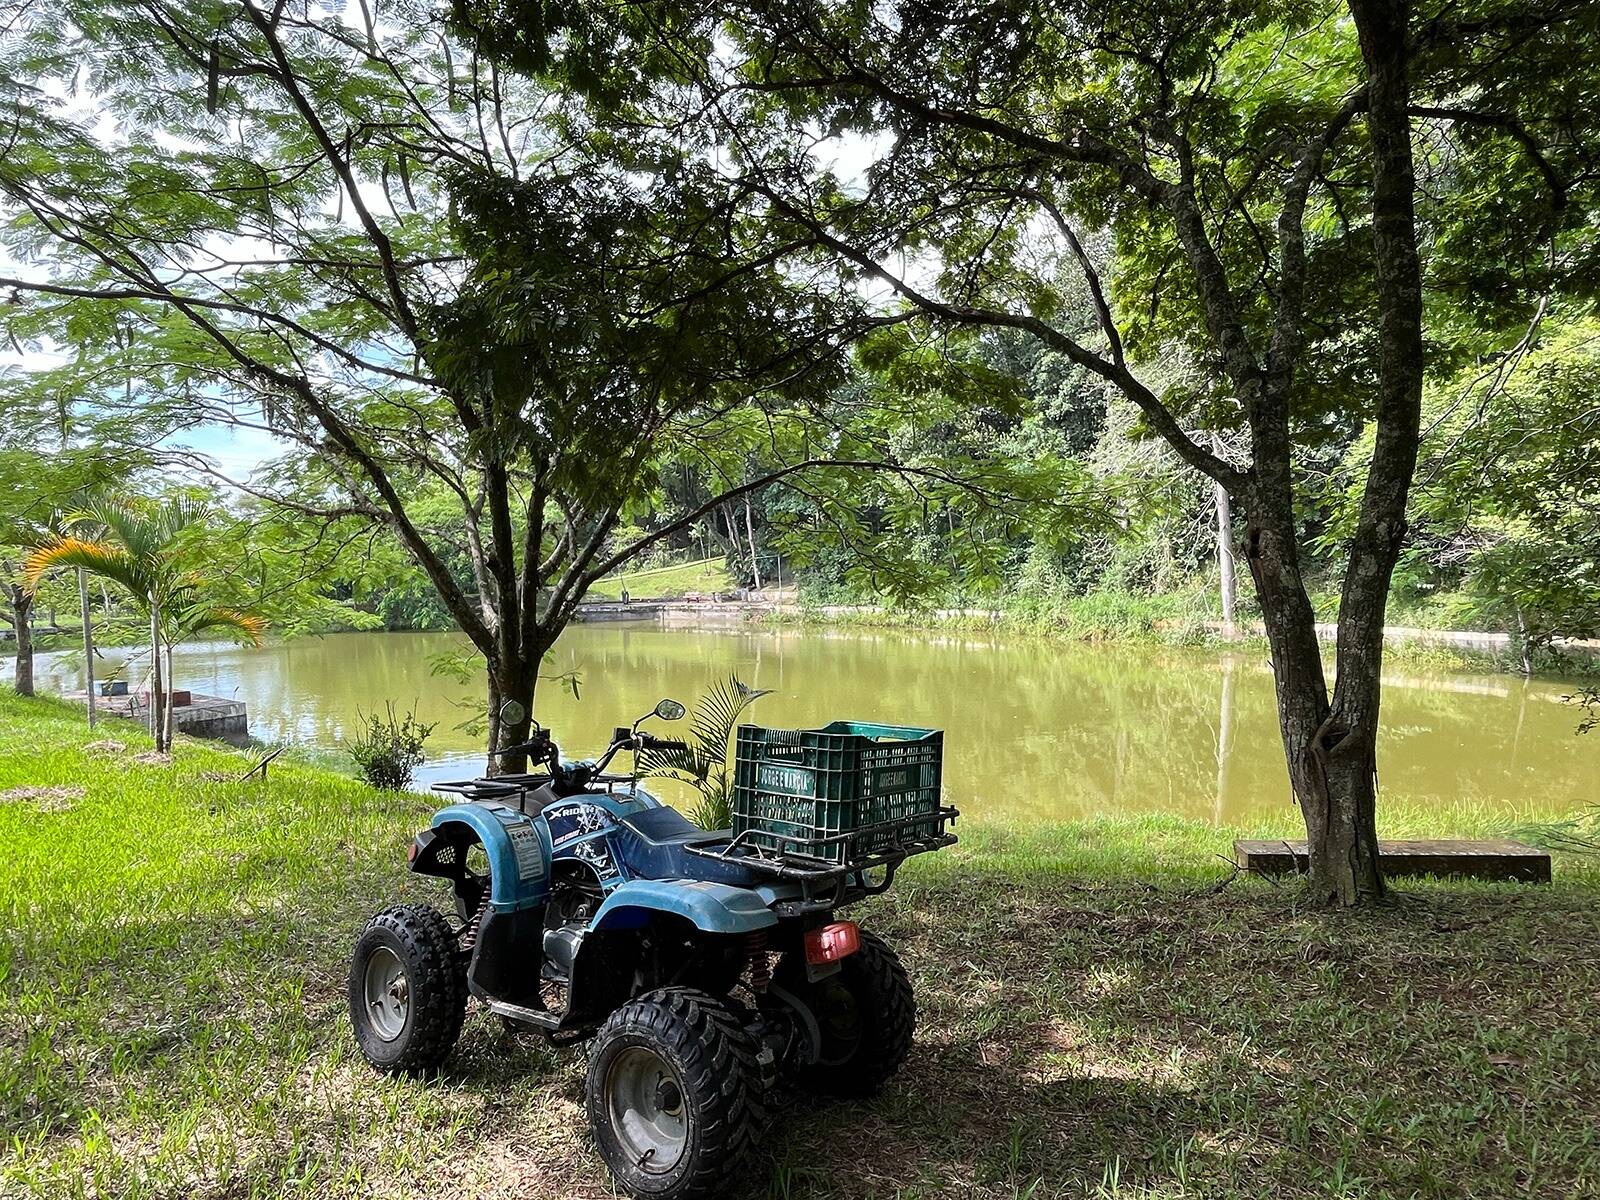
[638,676,770,830]
[347,703,435,790]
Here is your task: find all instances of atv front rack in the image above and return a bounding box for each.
[685,805,959,915]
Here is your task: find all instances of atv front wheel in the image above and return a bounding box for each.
[775,927,915,1096]
[586,987,764,1200]
[348,904,466,1075]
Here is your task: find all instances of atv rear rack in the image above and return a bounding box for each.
[685,805,959,914]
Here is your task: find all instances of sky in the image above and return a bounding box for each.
[172,422,292,482]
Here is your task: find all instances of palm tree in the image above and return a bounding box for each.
[638,676,771,829]
[24,497,264,752]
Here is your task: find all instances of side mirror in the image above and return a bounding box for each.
[499,699,527,726]
[654,698,686,721]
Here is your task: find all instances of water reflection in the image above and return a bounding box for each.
[21,621,1598,827]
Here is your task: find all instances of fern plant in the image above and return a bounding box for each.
[637,676,771,829]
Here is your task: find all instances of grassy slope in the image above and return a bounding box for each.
[587,556,735,600]
[2,693,1598,1199]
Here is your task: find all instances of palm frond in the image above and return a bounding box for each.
[639,675,770,830]
[634,743,716,783]
[689,676,772,765]
[688,779,734,832]
[179,606,267,646]
[23,537,149,597]
[156,495,213,543]
[75,498,162,566]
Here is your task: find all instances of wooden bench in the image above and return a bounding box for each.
[1234,838,1551,883]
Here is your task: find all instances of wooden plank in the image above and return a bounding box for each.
[1234,838,1551,883]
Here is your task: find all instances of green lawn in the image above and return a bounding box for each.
[3,692,1599,1198]
[587,556,735,600]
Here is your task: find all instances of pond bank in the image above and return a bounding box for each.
[570,595,1600,676]
[3,692,1598,1199]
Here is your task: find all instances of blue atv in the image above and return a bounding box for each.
[349,699,956,1200]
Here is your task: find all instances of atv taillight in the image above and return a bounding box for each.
[407,840,418,863]
[804,921,860,965]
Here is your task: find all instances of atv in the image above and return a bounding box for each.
[348,698,956,1200]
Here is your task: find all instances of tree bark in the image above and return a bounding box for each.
[79,570,96,729]
[9,586,34,697]
[1293,0,1429,905]
[148,600,165,751]
[486,642,542,776]
[744,494,763,590]
[163,639,176,753]
[1239,473,1386,904]
[721,501,745,581]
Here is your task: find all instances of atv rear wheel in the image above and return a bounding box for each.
[348,904,466,1076]
[774,928,914,1096]
[586,987,764,1200]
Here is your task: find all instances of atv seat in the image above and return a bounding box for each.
[614,806,758,886]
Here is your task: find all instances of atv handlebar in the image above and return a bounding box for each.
[634,731,689,752]
[497,734,553,758]
[490,699,687,784]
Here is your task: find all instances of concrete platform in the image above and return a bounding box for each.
[62,691,250,745]
[1235,838,1551,883]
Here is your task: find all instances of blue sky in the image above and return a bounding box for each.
[165,422,291,485]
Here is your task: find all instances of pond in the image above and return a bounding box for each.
[22,620,1599,828]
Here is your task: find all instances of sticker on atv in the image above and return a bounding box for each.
[506,822,546,881]
[544,801,613,845]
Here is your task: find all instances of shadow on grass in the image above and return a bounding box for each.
[10,866,1600,1199]
[761,1048,1202,1198]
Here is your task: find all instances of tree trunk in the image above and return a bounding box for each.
[9,586,34,697]
[486,645,541,776]
[148,600,164,750]
[163,639,176,753]
[722,501,745,581]
[1293,0,1427,905]
[1241,482,1385,905]
[744,495,763,590]
[79,569,96,729]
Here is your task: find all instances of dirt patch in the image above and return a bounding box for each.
[0,785,85,813]
[131,751,171,765]
[84,739,128,755]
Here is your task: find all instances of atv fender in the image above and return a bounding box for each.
[423,803,552,912]
[590,879,779,934]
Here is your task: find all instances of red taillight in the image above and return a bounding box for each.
[804,921,860,965]
[407,840,419,863]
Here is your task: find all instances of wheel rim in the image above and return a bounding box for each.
[362,945,409,1041]
[813,979,863,1067]
[604,1046,688,1174]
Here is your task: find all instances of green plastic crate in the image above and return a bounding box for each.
[731,722,946,864]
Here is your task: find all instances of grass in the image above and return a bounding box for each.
[3,692,1600,1198]
[587,556,735,601]
[766,588,1212,644]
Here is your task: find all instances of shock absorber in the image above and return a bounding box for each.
[460,888,491,955]
[745,930,770,993]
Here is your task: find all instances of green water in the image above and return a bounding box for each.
[30,621,1598,827]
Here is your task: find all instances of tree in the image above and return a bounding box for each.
[0,448,133,696]
[25,497,264,751]
[1348,316,1600,655]
[453,0,1600,901]
[0,1,1008,770]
